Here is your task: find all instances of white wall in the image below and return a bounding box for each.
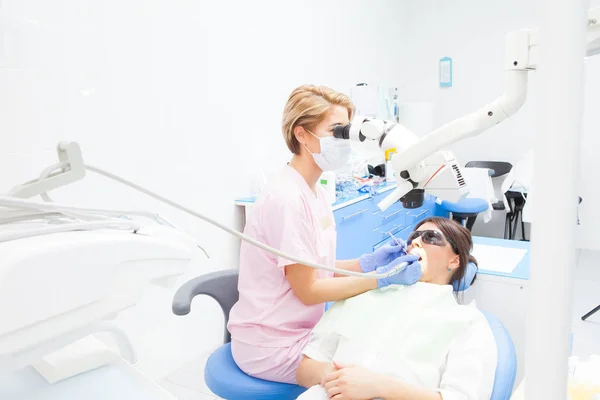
[578,55,600,250]
[398,0,543,238]
[0,0,408,380]
[400,0,600,245]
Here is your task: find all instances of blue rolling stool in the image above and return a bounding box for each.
[439,161,512,231]
[439,197,489,231]
[172,268,517,400]
[464,161,515,236]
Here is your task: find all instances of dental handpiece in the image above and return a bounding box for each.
[387,261,409,276]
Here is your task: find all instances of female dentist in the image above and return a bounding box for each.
[227,85,421,385]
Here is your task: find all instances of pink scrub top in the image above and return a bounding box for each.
[228,165,337,349]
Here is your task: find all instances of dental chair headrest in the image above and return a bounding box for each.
[453,262,478,292]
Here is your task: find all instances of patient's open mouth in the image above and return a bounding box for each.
[409,248,423,261]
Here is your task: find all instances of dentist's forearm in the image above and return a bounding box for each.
[334,259,361,276]
[309,275,377,303]
[285,263,377,305]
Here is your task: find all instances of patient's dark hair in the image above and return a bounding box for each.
[413,217,478,291]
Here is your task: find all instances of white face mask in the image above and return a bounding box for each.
[304,129,352,171]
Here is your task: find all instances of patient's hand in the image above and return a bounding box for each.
[320,363,337,387]
[323,362,385,400]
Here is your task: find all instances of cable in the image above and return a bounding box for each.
[0,165,402,279]
[0,196,175,228]
[0,211,64,225]
[83,165,408,279]
[0,220,142,243]
[0,165,407,278]
[0,192,208,258]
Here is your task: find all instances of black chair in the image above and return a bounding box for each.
[464,161,514,234]
[504,191,527,241]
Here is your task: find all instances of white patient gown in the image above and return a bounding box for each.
[298,283,497,400]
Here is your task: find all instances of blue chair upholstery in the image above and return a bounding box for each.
[204,343,306,400]
[173,270,517,400]
[482,311,517,400]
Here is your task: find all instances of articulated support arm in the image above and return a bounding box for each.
[337,29,536,210]
[343,7,600,211]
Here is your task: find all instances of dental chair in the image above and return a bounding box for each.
[173,270,517,400]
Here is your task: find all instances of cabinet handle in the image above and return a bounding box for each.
[384,224,404,237]
[382,209,403,221]
[342,208,368,221]
[413,210,428,218]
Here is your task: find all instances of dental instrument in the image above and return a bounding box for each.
[388,231,406,251]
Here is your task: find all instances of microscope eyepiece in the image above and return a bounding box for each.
[333,124,351,140]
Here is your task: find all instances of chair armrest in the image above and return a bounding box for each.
[172,269,240,343]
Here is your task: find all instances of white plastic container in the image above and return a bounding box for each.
[320,172,336,204]
[386,161,396,183]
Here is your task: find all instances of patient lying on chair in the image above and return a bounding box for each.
[296,217,497,400]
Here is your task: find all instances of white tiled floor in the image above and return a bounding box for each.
[161,250,600,399]
[570,250,600,358]
[165,352,215,395]
[159,380,219,400]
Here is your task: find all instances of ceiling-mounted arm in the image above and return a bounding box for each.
[392,29,535,173]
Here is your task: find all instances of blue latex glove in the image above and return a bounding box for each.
[376,254,422,288]
[358,238,407,273]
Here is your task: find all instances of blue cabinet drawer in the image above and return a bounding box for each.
[336,224,379,259]
[406,208,431,225]
[394,224,414,242]
[334,200,381,259]
[372,201,405,227]
[334,197,384,230]
[334,200,371,226]
[373,213,408,242]
[372,224,413,251]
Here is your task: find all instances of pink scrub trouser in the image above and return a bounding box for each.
[230,335,310,384]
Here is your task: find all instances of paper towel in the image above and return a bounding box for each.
[462,167,497,223]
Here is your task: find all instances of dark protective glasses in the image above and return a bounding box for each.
[407,230,458,254]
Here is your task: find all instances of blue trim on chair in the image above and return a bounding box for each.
[482,311,517,400]
[204,343,306,400]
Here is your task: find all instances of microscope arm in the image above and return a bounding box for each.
[393,29,533,173]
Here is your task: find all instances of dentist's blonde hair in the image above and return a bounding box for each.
[282,85,355,155]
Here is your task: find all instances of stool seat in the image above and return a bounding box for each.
[204,343,306,400]
[440,198,489,214]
